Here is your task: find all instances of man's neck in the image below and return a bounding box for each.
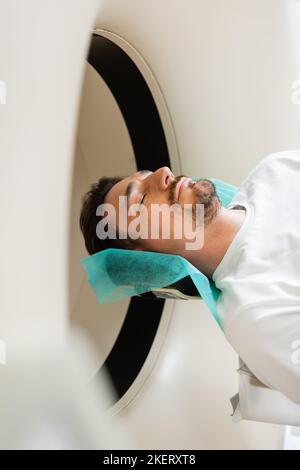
[183,206,247,279]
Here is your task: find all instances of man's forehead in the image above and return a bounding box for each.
[105,171,140,205]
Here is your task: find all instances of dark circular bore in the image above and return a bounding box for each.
[87,32,171,403]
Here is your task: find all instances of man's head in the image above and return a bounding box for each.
[79,166,221,255]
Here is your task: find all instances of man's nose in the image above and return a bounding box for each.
[156,166,175,190]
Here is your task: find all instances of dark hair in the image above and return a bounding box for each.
[79,176,136,255]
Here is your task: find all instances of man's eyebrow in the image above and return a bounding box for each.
[125,170,151,203]
[125,180,137,204]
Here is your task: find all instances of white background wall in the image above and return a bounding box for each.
[95,0,300,184]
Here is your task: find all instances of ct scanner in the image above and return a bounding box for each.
[1,0,300,450]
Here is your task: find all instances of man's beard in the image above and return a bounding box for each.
[168,176,221,227]
[192,178,221,226]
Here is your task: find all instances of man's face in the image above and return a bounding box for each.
[104,166,220,254]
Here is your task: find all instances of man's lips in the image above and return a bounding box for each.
[175,177,192,201]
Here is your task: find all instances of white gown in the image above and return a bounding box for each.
[212,150,300,405]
